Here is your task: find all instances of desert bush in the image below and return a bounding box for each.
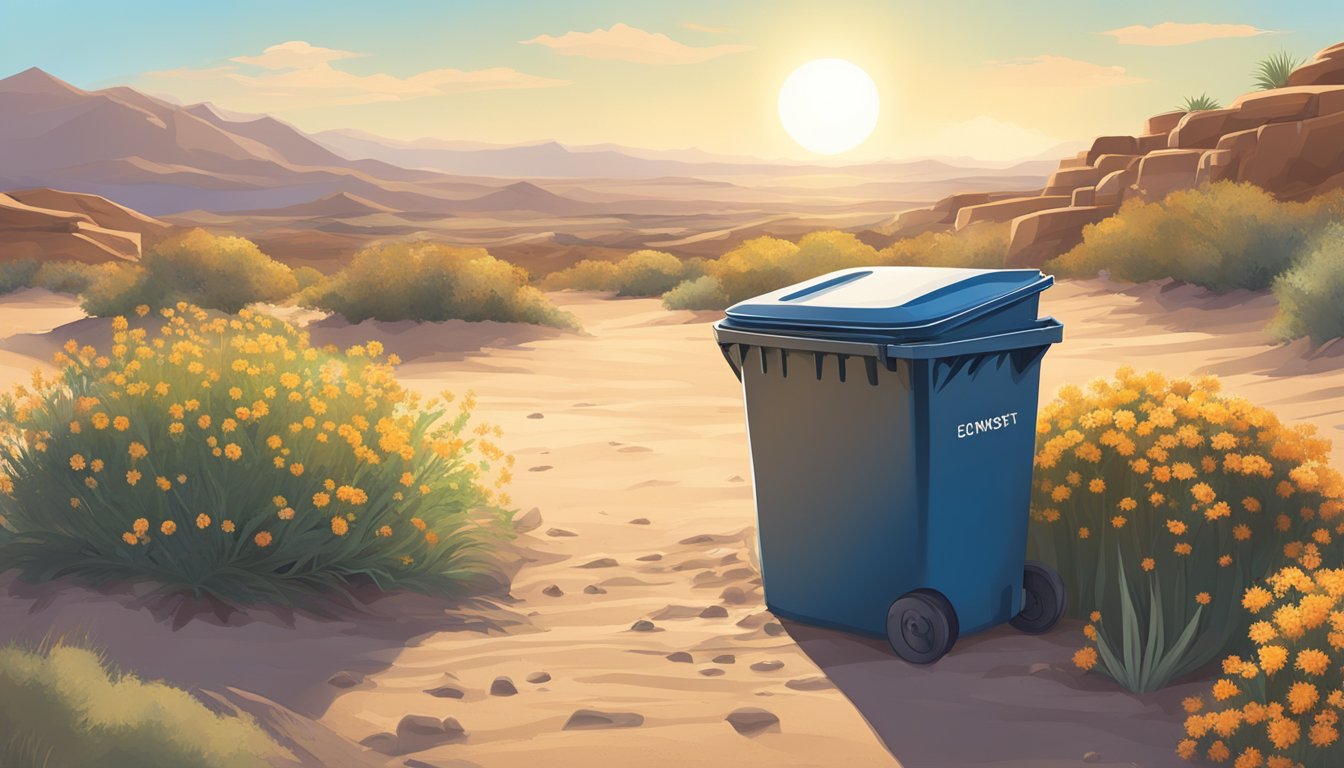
[1050,183,1344,292]
[291,265,325,293]
[1254,51,1305,91]
[32,261,104,295]
[0,260,40,295]
[0,641,274,768]
[1272,223,1344,345]
[541,250,694,297]
[662,275,730,310]
[879,222,1010,269]
[302,242,576,327]
[81,230,297,316]
[538,260,620,292]
[701,231,880,307]
[1181,94,1221,111]
[0,303,514,605]
[1179,567,1344,767]
[1030,368,1344,692]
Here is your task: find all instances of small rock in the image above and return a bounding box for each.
[763,622,786,636]
[358,732,398,753]
[728,475,744,482]
[394,714,466,753]
[721,586,749,604]
[491,676,518,696]
[327,671,363,688]
[576,402,598,408]
[1083,753,1102,764]
[424,684,465,699]
[630,619,657,632]
[577,557,618,569]
[563,709,645,730]
[667,651,693,663]
[1028,662,1053,675]
[629,518,651,525]
[527,412,544,419]
[583,585,607,595]
[526,671,551,684]
[750,660,784,672]
[680,534,716,545]
[737,611,772,629]
[608,440,621,445]
[700,668,726,677]
[542,584,564,597]
[713,654,736,664]
[785,676,834,691]
[546,527,578,537]
[726,707,780,736]
[529,465,553,472]
[699,605,729,618]
[513,507,542,533]
[636,553,662,561]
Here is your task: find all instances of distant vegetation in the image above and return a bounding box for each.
[1271,222,1344,344]
[1179,94,1222,112]
[0,259,111,297]
[0,641,274,767]
[1253,50,1304,90]
[300,242,577,327]
[540,249,705,297]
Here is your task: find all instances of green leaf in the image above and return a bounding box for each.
[1147,606,1205,690]
[1117,548,1142,687]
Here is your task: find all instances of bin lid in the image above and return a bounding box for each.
[722,267,1052,340]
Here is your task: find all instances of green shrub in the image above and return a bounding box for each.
[538,260,620,292]
[80,230,297,316]
[879,223,1011,269]
[0,303,514,605]
[1272,223,1344,345]
[0,260,40,295]
[302,242,576,327]
[1049,183,1344,292]
[1181,94,1222,111]
[0,642,274,768]
[32,261,104,295]
[291,266,325,293]
[1253,51,1304,91]
[663,275,730,310]
[1031,368,1344,692]
[541,249,692,297]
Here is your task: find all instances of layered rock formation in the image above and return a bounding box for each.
[891,42,1344,267]
[0,188,171,262]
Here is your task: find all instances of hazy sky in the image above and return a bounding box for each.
[4,1,1341,161]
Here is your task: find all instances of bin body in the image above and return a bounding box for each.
[714,267,1062,638]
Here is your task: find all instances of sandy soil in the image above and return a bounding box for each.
[2,279,1343,768]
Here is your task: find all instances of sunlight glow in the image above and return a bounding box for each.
[778,59,880,155]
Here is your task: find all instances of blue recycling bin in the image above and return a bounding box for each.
[713,267,1065,664]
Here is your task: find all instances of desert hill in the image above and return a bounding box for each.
[0,188,172,262]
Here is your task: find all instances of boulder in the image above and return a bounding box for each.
[1169,108,1238,149]
[1240,110,1344,195]
[1093,169,1135,207]
[1134,149,1202,200]
[954,195,1071,230]
[1137,133,1170,154]
[1043,166,1104,196]
[1093,154,1141,175]
[7,188,171,245]
[1227,88,1318,123]
[1145,110,1187,135]
[1196,150,1235,186]
[1085,136,1138,165]
[1056,155,1090,170]
[1289,56,1344,87]
[1007,205,1115,267]
[1071,187,1095,207]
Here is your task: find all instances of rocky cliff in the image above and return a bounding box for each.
[891,42,1344,267]
[0,188,172,262]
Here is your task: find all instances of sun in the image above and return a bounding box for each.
[778,59,880,155]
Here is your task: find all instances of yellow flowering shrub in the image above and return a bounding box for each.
[1031,368,1344,692]
[1180,568,1344,767]
[0,303,515,604]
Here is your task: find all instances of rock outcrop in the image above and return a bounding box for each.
[889,42,1344,266]
[0,188,169,262]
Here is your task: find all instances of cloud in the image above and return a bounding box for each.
[681,22,731,34]
[139,40,568,112]
[521,23,751,65]
[1101,22,1275,46]
[983,55,1148,88]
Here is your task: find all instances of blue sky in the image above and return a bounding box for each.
[3,1,1341,160]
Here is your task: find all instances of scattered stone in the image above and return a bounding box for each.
[721,586,749,604]
[527,412,544,419]
[628,518,651,525]
[650,605,704,620]
[630,619,658,632]
[583,585,607,595]
[546,527,577,537]
[393,714,466,753]
[542,584,564,597]
[726,707,780,736]
[699,668,726,677]
[563,709,644,730]
[618,445,652,453]
[736,612,772,629]
[750,660,784,672]
[636,553,662,561]
[728,475,744,482]
[713,654,736,664]
[723,567,757,580]
[763,622,786,637]
[680,534,717,545]
[358,731,398,754]
[529,465,553,472]
[424,684,465,699]
[693,571,722,585]
[785,676,834,691]
[490,676,518,696]
[526,671,551,684]
[327,671,363,689]
[577,557,618,569]
[666,651,693,663]
[699,605,729,618]
[1083,752,1102,764]
[512,507,542,533]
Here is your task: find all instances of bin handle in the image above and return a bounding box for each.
[718,343,743,381]
[883,318,1063,360]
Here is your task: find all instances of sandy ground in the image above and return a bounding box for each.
[1,278,1343,768]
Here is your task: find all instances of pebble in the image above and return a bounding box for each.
[666,651,693,663]
[630,619,657,632]
[629,518,651,525]
[721,586,749,604]
[583,585,607,595]
[386,714,466,754]
[528,465,553,472]
[763,622,786,636]
[699,668,726,677]
[713,654,736,664]
[750,660,784,672]
[527,412,544,419]
[424,685,465,699]
[725,707,779,736]
[542,584,564,597]
[327,671,362,688]
[1082,752,1102,764]
[546,527,578,537]
[577,557,619,569]
[728,475,745,482]
[635,553,662,561]
[736,611,772,628]
[563,709,645,730]
[490,676,518,696]
[785,676,834,691]
[699,605,729,618]
[526,671,551,684]
[512,507,542,533]
[680,534,717,545]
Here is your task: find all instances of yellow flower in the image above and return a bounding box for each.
[169,422,185,435]
[222,520,236,533]
[266,435,283,450]
[1207,741,1230,762]
[1249,621,1277,644]
[1111,515,1127,529]
[1072,646,1098,671]
[313,492,330,508]
[411,517,427,531]
[1219,554,1233,567]
[160,520,176,536]
[155,476,171,491]
[1083,624,1097,639]
[1051,485,1072,502]
[1172,462,1197,481]
[1118,497,1137,511]
[1243,497,1262,513]
[112,416,130,431]
[1177,739,1197,760]
[223,443,242,461]
[1287,681,1319,714]
[1078,527,1090,539]
[1296,649,1330,676]
[132,517,149,535]
[400,472,414,487]
[128,442,148,460]
[331,516,349,536]
[196,513,211,529]
[1175,542,1193,556]
[1167,519,1188,536]
[1259,645,1289,675]
[1244,587,1274,612]
[289,463,304,477]
[1182,696,1204,714]
[91,413,109,430]
[1212,678,1240,701]
[1141,558,1155,572]
[1233,524,1251,541]
[377,525,392,537]
[1196,592,1212,605]
[1191,482,1216,504]
[425,531,439,545]
[90,459,104,472]
[1089,478,1106,493]
[69,454,86,471]
[126,470,142,486]
[197,414,212,429]
[121,532,137,545]
[254,531,272,547]
[1090,610,1101,622]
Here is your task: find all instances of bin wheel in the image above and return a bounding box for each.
[1010,560,1067,634]
[886,589,959,664]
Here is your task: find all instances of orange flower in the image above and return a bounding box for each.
[254,531,273,547]
[1141,558,1155,572]
[1072,647,1098,671]
[1111,515,1128,529]
[222,520,236,533]
[1196,592,1211,605]
[331,516,349,536]
[160,520,177,536]
[196,513,211,529]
